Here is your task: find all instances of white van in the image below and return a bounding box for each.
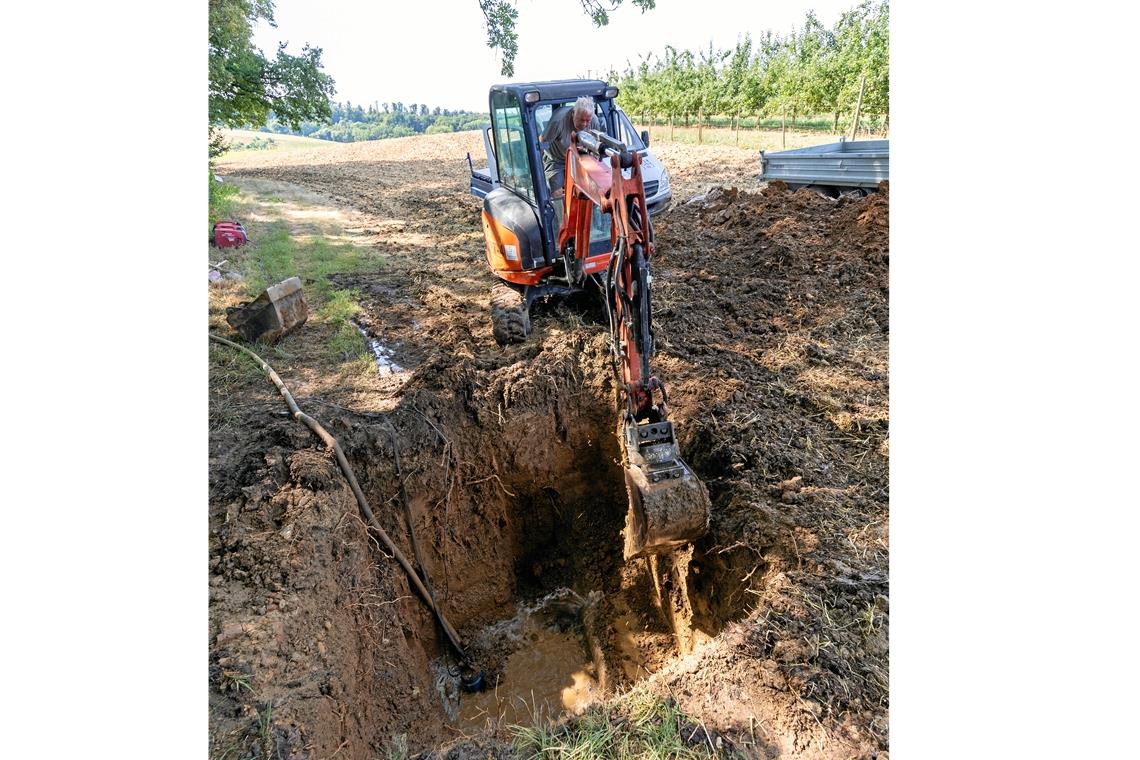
[612,106,672,215]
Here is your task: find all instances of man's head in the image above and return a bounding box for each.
[572,97,595,130]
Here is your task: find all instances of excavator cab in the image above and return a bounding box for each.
[470,80,709,559]
[471,82,617,290]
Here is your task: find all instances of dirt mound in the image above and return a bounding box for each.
[210,135,888,757]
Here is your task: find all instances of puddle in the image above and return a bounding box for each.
[433,588,604,730]
[458,627,600,729]
[354,324,403,374]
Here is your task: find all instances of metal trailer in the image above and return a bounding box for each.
[759,138,888,195]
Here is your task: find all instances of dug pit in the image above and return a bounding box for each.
[316,318,756,750]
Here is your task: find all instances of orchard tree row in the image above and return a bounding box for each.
[610,0,888,139]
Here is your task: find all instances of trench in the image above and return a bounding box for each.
[345,371,757,740]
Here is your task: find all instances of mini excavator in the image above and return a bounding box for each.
[469,81,709,559]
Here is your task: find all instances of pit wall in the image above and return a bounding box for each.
[211,329,753,757]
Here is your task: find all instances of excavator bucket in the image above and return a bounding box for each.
[621,419,711,560]
[226,276,309,344]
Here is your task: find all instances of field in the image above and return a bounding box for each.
[642,124,884,152]
[209,130,888,758]
[216,129,338,160]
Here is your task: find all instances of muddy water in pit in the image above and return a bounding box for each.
[431,589,606,730]
[457,626,599,729]
[431,547,725,733]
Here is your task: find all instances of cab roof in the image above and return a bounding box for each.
[489,79,614,103]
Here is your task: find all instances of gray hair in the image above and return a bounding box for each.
[573,96,595,116]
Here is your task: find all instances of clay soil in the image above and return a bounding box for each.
[209,132,888,758]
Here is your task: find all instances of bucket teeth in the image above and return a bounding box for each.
[620,420,711,560]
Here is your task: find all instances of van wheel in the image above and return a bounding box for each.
[490,284,530,345]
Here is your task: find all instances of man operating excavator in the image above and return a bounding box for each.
[540,96,602,228]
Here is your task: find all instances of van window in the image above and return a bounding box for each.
[616,110,647,151]
[534,103,564,137]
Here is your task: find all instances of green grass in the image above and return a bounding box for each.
[219,669,254,695]
[634,112,887,132]
[645,123,887,153]
[218,128,336,154]
[209,185,382,367]
[383,734,409,760]
[209,173,241,221]
[320,289,372,363]
[240,221,373,300]
[511,689,719,759]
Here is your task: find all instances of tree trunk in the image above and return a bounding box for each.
[849,74,866,141]
[833,111,840,134]
[734,113,740,145]
[670,113,674,141]
[698,107,704,143]
[756,112,761,132]
[781,107,786,149]
[684,111,690,127]
[882,112,889,136]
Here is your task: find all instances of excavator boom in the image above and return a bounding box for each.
[564,130,710,559]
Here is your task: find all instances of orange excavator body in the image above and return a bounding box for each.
[473,81,708,558]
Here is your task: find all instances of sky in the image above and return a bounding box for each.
[253,0,863,113]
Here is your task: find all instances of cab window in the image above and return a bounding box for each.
[491,91,536,203]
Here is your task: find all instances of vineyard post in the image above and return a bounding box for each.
[848,74,866,141]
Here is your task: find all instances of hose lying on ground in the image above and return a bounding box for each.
[208,333,467,660]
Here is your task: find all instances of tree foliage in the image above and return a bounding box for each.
[610,1,889,133]
[481,0,656,76]
[261,102,488,143]
[208,0,336,137]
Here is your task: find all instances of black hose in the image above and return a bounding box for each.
[208,333,468,661]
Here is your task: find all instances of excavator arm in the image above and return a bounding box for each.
[562,130,710,560]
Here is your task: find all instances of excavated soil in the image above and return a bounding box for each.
[210,132,888,758]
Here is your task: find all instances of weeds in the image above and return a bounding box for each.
[383,734,408,760]
[209,170,241,222]
[209,741,241,760]
[320,290,369,362]
[512,688,719,759]
[209,342,267,388]
[257,700,275,754]
[220,669,253,695]
[226,215,377,302]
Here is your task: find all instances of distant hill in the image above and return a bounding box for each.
[218,129,336,154]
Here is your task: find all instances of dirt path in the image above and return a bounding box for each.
[210,131,889,758]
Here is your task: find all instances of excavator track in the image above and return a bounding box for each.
[490,283,530,345]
